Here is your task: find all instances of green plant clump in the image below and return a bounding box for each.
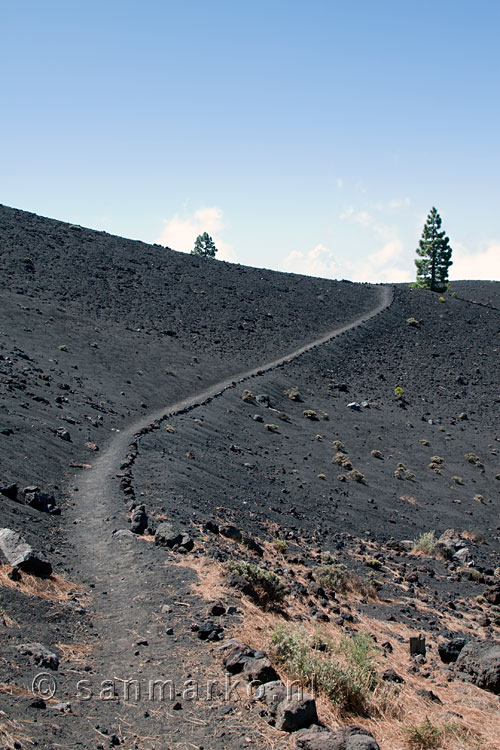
[270,624,378,714]
[225,560,287,605]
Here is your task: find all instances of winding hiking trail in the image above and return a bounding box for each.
[66,285,393,749]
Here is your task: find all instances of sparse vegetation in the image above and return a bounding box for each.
[412,531,437,555]
[406,317,420,327]
[274,539,288,553]
[303,409,317,420]
[225,560,287,606]
[241,389,254,402]
[404,719,442,749]
[333,452,352,469]
[270,624,377,714]
[394,386,404,400]
[265,423,279,432]
[333,439,346,452]
[347,468,365,483]
[451,475,463,484]
[464,452,483,467]
[394,462,415,480]
[284,387,301,401]
[370,449,383,459]
[428,455,444,473]
[164,424,175,433]
[419,439,430,446]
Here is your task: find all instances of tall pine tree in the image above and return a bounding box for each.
[191,232,218,259]
[414,207,453,292]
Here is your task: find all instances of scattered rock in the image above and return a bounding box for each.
[130,505,148,535]
[382,668,404,683]
[23,487,59,514]
[0,483,18,501]
[438,637,467,664]
[223,643,258,674]
[0,528,52,576]
[18,643,59,670]
[455,640,500,694]
[255,394,271,406]
[56,427,71,442]
[219,524,243,542]
[296,724,380,750]
[155,522,194,551]
[197,621,224,641]
[242,657,279,684]
[275,694,318,732]
[484,584,500,605]
[416,689,442,704]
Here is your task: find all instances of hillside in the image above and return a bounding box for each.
[0,205,499,750]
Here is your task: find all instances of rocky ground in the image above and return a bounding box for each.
[0,205,499,750]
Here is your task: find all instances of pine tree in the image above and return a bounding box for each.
[414,207,453,292]
[191,232,218,259]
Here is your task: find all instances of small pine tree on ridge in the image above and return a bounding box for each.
[414,207,453,292]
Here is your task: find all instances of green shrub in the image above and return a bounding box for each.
[265,423,279,432]
[284,387,301,401]
[406,317,420,327]
[274,539,288,553]
[464,452,483,467]
[394,462,415,480]
[303,409,317,420]
[394,386,404,400]
[412,531,437,555]
[225,560,287,606]
[347,469,365,483]
[428,455,444,473]
[333,452,353,469]
[270,625,377,714]
[404,719,442,749]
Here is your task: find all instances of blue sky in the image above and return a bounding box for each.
[1,1,499,281]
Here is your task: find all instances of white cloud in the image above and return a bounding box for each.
[283,240,411,283]
[284,244,339,278]
[337,177,343,188]
[157,206,237,262]
[450,240,500,281]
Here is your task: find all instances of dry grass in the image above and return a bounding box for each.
[0,713,31,750]
[171,550,499,748]
[0,564,84,602]
[56,642,93,666]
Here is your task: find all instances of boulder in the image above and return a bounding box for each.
[223,643,257,674]
[275,694,318,732]
[18,643,59,670]
[438,637,467,664]
[255,394,271,406]
[257,680,288,714]
[296,725,379,750]
[455,640,500,693]
[0,528,52,576]
[484,584,500,605]
[219,524,243,542]
[130,505,148,535]
[23,487,59,514]
[155,522,193,551]
[242,657,279,684]
[382,668,404,683]
[0,483,18,501]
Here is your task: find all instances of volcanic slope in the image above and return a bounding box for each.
[1,205,499,749]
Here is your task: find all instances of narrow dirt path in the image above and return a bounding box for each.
[65,285,393,748]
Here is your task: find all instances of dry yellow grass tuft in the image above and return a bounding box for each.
[0,564,84,602]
